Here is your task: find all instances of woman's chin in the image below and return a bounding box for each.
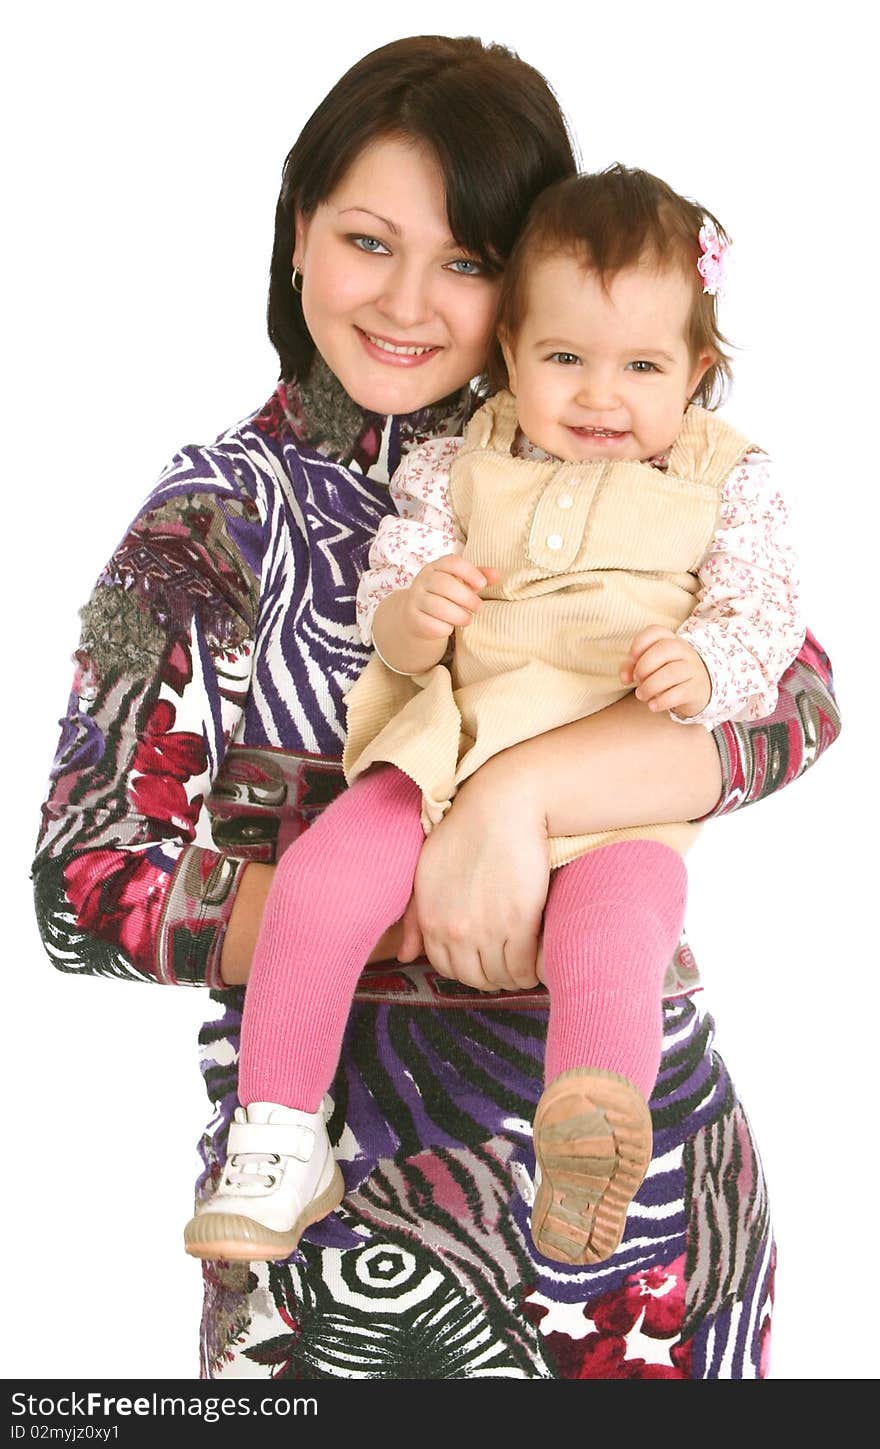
[333,352,466,418]
[346,376,443,417]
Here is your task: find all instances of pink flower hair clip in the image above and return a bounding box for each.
[697,221,730,297]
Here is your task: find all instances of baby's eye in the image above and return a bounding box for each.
[627,360,659,373]
[549,351,581,365]
[351,235,391,255]
[446,257,484,276]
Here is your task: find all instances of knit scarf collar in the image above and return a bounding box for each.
[274,352,474,478]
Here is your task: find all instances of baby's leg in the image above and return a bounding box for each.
[184,765,424,1262]
[240,765,425,1111]
[531,839,687,1266]
[543,839,687,1096]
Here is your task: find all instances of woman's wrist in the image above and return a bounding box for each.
[219,862,274,986]
[454,751,549,834]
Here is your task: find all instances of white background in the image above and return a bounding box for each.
[3,0,875,1381]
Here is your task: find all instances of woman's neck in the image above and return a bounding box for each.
[277,353,474,473]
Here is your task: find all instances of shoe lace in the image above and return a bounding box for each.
[223,1152,281,1191]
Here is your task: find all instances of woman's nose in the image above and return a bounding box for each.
[376,259,434,329]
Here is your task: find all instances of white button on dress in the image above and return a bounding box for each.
[546,533,564,551]
[557,493,574,510]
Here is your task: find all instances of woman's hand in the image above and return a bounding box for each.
[397,759,550,991]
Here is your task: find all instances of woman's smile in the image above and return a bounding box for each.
[356,328,443,366]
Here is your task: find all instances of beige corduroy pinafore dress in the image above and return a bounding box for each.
[343,390,752,868]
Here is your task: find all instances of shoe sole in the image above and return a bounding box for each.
[531,1068,652,1265]
[183,1162,346,1262]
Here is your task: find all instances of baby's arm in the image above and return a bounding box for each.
[624,451,805,727]
[372,558,497,674]
[357,439,496,675]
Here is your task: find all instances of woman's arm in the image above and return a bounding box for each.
[701,627,839,814]
[404,630,840,987]
[32,475,266,989]
[219,862,403,984]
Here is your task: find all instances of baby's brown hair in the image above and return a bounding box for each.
[492,164,734,408]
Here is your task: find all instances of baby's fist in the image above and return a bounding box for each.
[622,626,711,718]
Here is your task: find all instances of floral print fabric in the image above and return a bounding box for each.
[31,366,838,1378]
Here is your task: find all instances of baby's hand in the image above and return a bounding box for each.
[404,555,499,642]
[621,626,711,718]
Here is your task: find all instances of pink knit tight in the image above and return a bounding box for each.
[239,767,425,1111]
[542,839,688,1097]
[239,765,688,1111]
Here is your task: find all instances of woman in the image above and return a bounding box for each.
[32,36,840,1380]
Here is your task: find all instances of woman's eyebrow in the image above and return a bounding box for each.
[338,207,400,235]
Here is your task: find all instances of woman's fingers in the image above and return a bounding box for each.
[502,933,542,990]
[423,936,490,991]
[423,927,542,993]
[395,897,425,963]
[410,762,550,994]
[476,942,512,990]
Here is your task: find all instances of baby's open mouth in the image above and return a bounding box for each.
[568,426,627,438]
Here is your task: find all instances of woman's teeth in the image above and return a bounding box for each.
[366,334,434,356]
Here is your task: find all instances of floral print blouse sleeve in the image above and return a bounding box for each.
[355,437,464,645]
[691,453,840,816]
[32,458,266,988]
[673,451,806,728]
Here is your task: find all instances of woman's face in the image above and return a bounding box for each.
[295,135,503,415]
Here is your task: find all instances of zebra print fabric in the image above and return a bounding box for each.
[33,368,838,1380]
[196,975,774,1380]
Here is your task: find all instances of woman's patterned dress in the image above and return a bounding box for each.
[32,364,841,1380]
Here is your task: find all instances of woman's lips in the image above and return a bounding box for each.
[356,328,441,367]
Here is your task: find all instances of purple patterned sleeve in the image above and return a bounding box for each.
[700,629,840,818]
[32,484,265,987]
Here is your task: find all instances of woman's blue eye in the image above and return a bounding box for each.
[549,352,580,365]
[447,258,483,276]
[351,235,389,254]
[627,360,659,373]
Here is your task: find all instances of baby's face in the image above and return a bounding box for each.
[501,253,714,463]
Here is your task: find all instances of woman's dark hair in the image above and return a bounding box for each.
[268,35,578,381]
[493,165,734,408]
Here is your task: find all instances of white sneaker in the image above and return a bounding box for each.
[184,1101,345,1261]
